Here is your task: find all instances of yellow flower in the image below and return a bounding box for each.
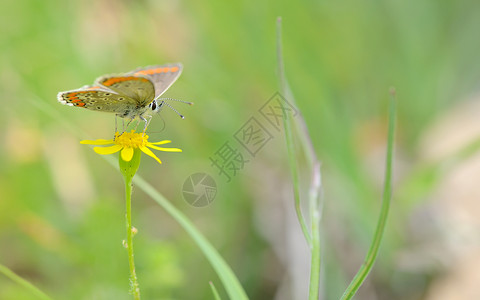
[80,130,182,164]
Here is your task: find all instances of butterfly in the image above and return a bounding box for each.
[57,63,189,131]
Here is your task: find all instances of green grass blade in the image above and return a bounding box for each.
[340,88,397,299]
[307,162,322,300]
[209,281,222,300]
[276,17,322,300]
[0,263,53,300]
[276,16,312,247]
[131,175,248,299]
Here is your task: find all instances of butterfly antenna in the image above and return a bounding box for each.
[161,101,186,119]
[157,97,194,106]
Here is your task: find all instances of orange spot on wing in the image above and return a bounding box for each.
[102,76,148,86]
[71,99,82,103]
[76,102,86,107]
[135,68,163,75]
[134,66,180,76]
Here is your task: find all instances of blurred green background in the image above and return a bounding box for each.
[2,0,480,299]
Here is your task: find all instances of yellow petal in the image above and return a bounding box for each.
[140,146,162,164]
[93,144,123,155]
[147,144,182,152]
[121,147,134,161]
[80,139,114,145]
[148,140,172,145]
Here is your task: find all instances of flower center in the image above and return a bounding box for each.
[114,130,148,148]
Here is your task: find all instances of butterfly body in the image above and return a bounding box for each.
[57,64,183,124]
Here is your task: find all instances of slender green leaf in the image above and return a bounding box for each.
[0,263,52,300]
[209,281,222,300]
[340,88,397,299]
[276,17,322,300]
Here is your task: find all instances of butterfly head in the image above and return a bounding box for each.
[148,99,162,113]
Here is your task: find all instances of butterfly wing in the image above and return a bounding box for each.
[57,86,137,114]
[129,63,183,99]
[96,74,156,107]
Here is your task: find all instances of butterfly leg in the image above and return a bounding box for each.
[140,115,152,134]
[114,115,123,139]
[125,118,135,132]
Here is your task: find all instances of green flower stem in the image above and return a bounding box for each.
[119,150,142,299]
[0,263,52,300]
[340,89,397,300]
[125,176,140,299]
